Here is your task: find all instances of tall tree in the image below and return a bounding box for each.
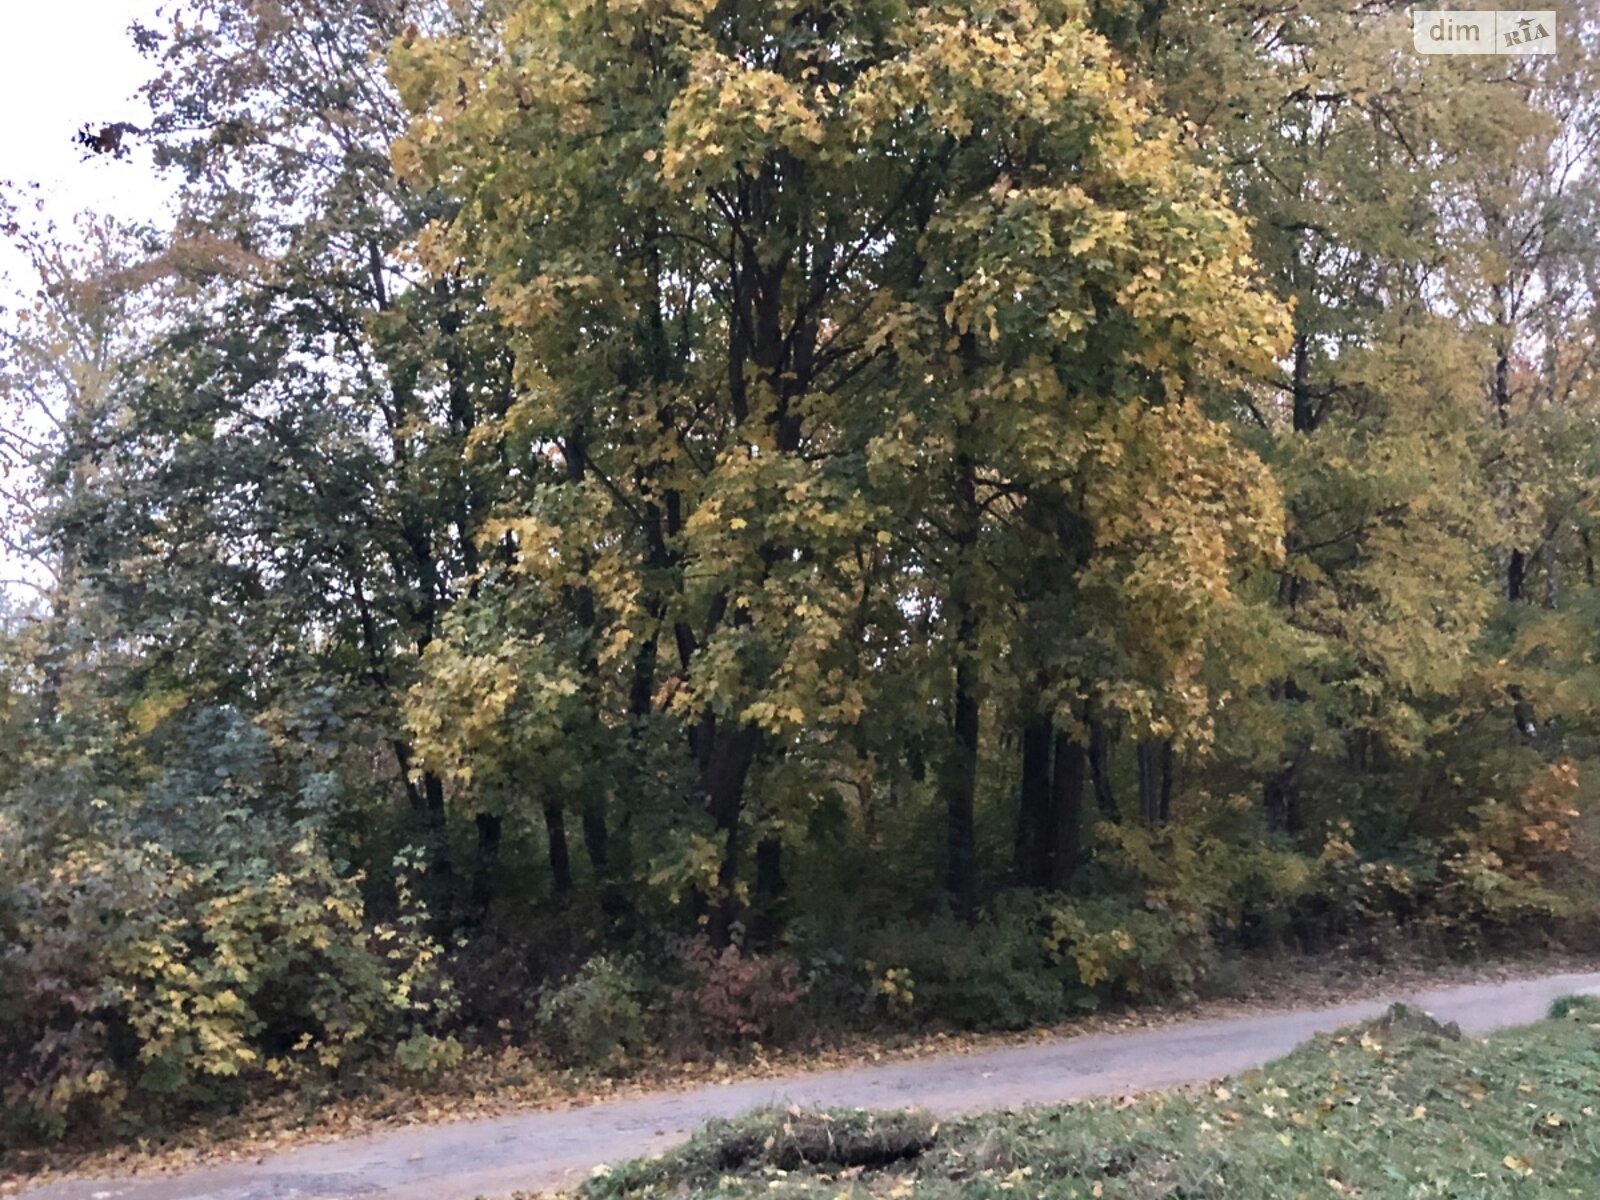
[64,1,524,890]
[397,0,1287,933]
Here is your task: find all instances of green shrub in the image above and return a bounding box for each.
[1433,759,1584,936]
[1295,825,1428,953]
[394,1030,466,1075]
[1548,994,1600,1020]
[859,905,1064,1030]
[1093,796,1314,943]
[851,887,1224,1032]
[1041,895,1215,1004]
[0,817,437,1141]
[0,708,458,1144]
[1294,758,1590,954]
[537,954,648,1071]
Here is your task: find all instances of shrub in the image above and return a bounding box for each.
[1093,796,1314,943]
[394,1030,465,1076]
[858,905,1064,1030]
[853,889,1222,1031]
[537,954,648,1071]
[1549,994,1600,1020]
[441,929,539,1034]
[1294,760,1589,952]
[1041,895,1215,1004]
[1295,824,1429,954]
[1463,759,1584,874]
[0,707,458,1144]
[0,816,436,1141]
[1436,758,1584,933]
[866,965,917,1017]
[673,936,808,1045]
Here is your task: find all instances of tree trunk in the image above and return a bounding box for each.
[752,835,785,945]
[1159,740,1174,824]
[1136,740,1159,825]
[943,658,980,920]
[1014,713,1054,886]
[543,800,573,901]
[563,421,615,884]
[940,435,981,920]
[589,629,659,936]
[1088,717,1118,819]
[1051,730,1086,889]
[1264,749,1305,836]
[472,810,502,916]
[1135,739,1173,826]
[1291,331,1315,433]
[701,718,761,948]
[580,802,610,874]
[1265,315,1317,834]
[1495,324,1527,605]
[422,771,447,824]
[422,771,453,922]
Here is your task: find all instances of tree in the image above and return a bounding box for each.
[396,0,1286,934]
[58,1,531,909]
[1106,0,1565,838]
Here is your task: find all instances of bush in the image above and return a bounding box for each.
[0,816,438,1142]
[1549,993,1600,1020]
[1436,758,1584,934]
[852,886,1223,1032]
[673,936,808,1045]
[1093,796,1314,945]
[1041,895,1215,1003]
[859,905,1064,1030]
[1293,824,1429,955]
[1294,759,1589,953]
[537,954,648,1071]
[441,929,539,1034]
[0,707,458,1145]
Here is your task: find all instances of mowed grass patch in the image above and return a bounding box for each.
[581,998,1600,1199]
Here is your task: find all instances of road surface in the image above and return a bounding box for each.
[23,969,1600,1200]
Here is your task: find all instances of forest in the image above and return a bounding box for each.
[1,0,1598,1151]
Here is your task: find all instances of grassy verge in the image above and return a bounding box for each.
[583,998,1600,1199]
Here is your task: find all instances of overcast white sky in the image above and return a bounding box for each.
[0,2,170,600]
[1,0,170,269]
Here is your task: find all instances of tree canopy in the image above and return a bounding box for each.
[1,0,1598,1147]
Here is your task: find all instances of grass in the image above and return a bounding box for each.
[581,998,1600,1199]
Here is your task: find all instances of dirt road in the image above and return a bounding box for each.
[22,969,1600,1200]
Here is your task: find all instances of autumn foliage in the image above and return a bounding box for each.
[1,0,1598,1148]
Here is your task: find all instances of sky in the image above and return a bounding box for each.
[0,0,171,267]
[0,1,171,600]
